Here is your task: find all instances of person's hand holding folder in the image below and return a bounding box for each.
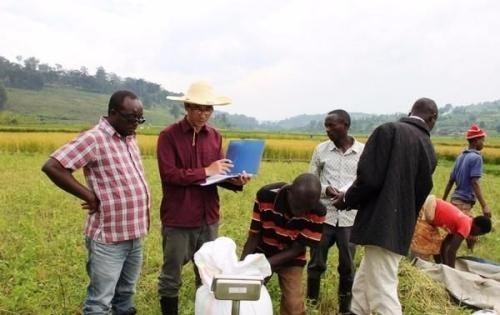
[204,159,234,176]
[225,170,252,186]
[201,139,265,186]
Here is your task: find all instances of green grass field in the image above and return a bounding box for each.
[1,151,499,315]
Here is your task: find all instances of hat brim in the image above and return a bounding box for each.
[466,133,487,140]
[167,95,231,106]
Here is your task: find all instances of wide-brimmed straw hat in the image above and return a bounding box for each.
[167,81,231,106]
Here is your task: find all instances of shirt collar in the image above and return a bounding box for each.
[180,116,208,134]
[408,115,425,123]
[463,149,481,155]
[98,117,135,140]
[328,137,362,154]
[99,117,120,137]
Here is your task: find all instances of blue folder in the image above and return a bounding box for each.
[226,139,265,175]
[201,139,265,186]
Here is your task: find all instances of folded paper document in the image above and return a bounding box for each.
[201,139,265,186]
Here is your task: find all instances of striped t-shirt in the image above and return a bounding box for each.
[249,182,326,267]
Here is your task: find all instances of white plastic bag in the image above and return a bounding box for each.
[194,237,273,315]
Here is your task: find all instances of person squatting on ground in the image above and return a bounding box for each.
[306,109,364,314]
[42,91,150,315]
[411,195,492,268]
[241,173,326,315]
[333,98,439,315]
[156,81,250,315]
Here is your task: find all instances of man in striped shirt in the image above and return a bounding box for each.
[42,90,150,315]
[241,173,326,315]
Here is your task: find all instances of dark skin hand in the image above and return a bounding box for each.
[440,233,464,268]
[332,191,347,210]
[325,186,338,198]
[325,186,349,209]
[241,233,306,273]
[225,171,252,186]
[41,158,99,214]
[266,242,306,271]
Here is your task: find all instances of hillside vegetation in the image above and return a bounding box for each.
[2,87,174,127]
[2,55,500,134]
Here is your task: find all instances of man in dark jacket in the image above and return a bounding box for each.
[333,98,438,315]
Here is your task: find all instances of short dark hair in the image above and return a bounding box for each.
[410,98,438,118]
[472,216,492,234]
[327,109,351,128]
[108,90,138,114]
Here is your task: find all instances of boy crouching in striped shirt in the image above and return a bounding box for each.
[241,173,326,315]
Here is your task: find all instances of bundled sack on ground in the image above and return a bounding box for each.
[193,237,273,315]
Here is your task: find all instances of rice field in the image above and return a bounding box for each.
[2,154,496,315]
[1,131,499,314]
[3,131,500,163]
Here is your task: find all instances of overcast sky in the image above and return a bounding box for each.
[1,0,499,121]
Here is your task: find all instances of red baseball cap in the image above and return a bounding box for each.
[466,124,487,140]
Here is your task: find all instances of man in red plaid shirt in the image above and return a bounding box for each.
[42,90,150,315]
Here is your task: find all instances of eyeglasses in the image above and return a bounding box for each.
[188,105,214,114]
[115,110,146,124]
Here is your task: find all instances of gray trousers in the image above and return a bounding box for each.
[158,223,218,298]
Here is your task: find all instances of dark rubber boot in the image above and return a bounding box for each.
[306,277,321,304]
[160,296,178,315]
[338,292,353,314]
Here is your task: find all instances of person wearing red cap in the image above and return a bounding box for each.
[443,124,491,221]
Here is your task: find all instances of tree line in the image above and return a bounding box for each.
[0,56,181,111]
[1,55,499,134]
[0,55,236,128]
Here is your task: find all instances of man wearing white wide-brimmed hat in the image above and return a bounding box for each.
[156,81,250,314]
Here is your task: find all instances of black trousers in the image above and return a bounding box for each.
[307,224,356,294]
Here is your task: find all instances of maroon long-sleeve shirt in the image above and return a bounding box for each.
[157,117,240,227]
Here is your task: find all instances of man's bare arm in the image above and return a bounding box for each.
[440,233,464,268]
[41,158,98,213]
[471,177,491,217]
[442,177,454,200]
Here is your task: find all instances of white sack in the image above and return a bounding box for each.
[194,237,273,315]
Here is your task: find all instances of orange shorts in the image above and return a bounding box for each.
[411,217,445,257]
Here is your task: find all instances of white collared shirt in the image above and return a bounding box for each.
[309,138,365,227]
[408,115,425,123]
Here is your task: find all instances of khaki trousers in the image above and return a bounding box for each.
[351,245,403,315]
[276,266,305,315]
[450,198,473,216]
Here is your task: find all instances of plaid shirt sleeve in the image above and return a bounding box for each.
[51,132,97,170]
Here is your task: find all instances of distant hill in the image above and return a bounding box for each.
[218,101,500,135]
[1,55,500,135]
[2,86,173,127]
[3,85,500,136]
